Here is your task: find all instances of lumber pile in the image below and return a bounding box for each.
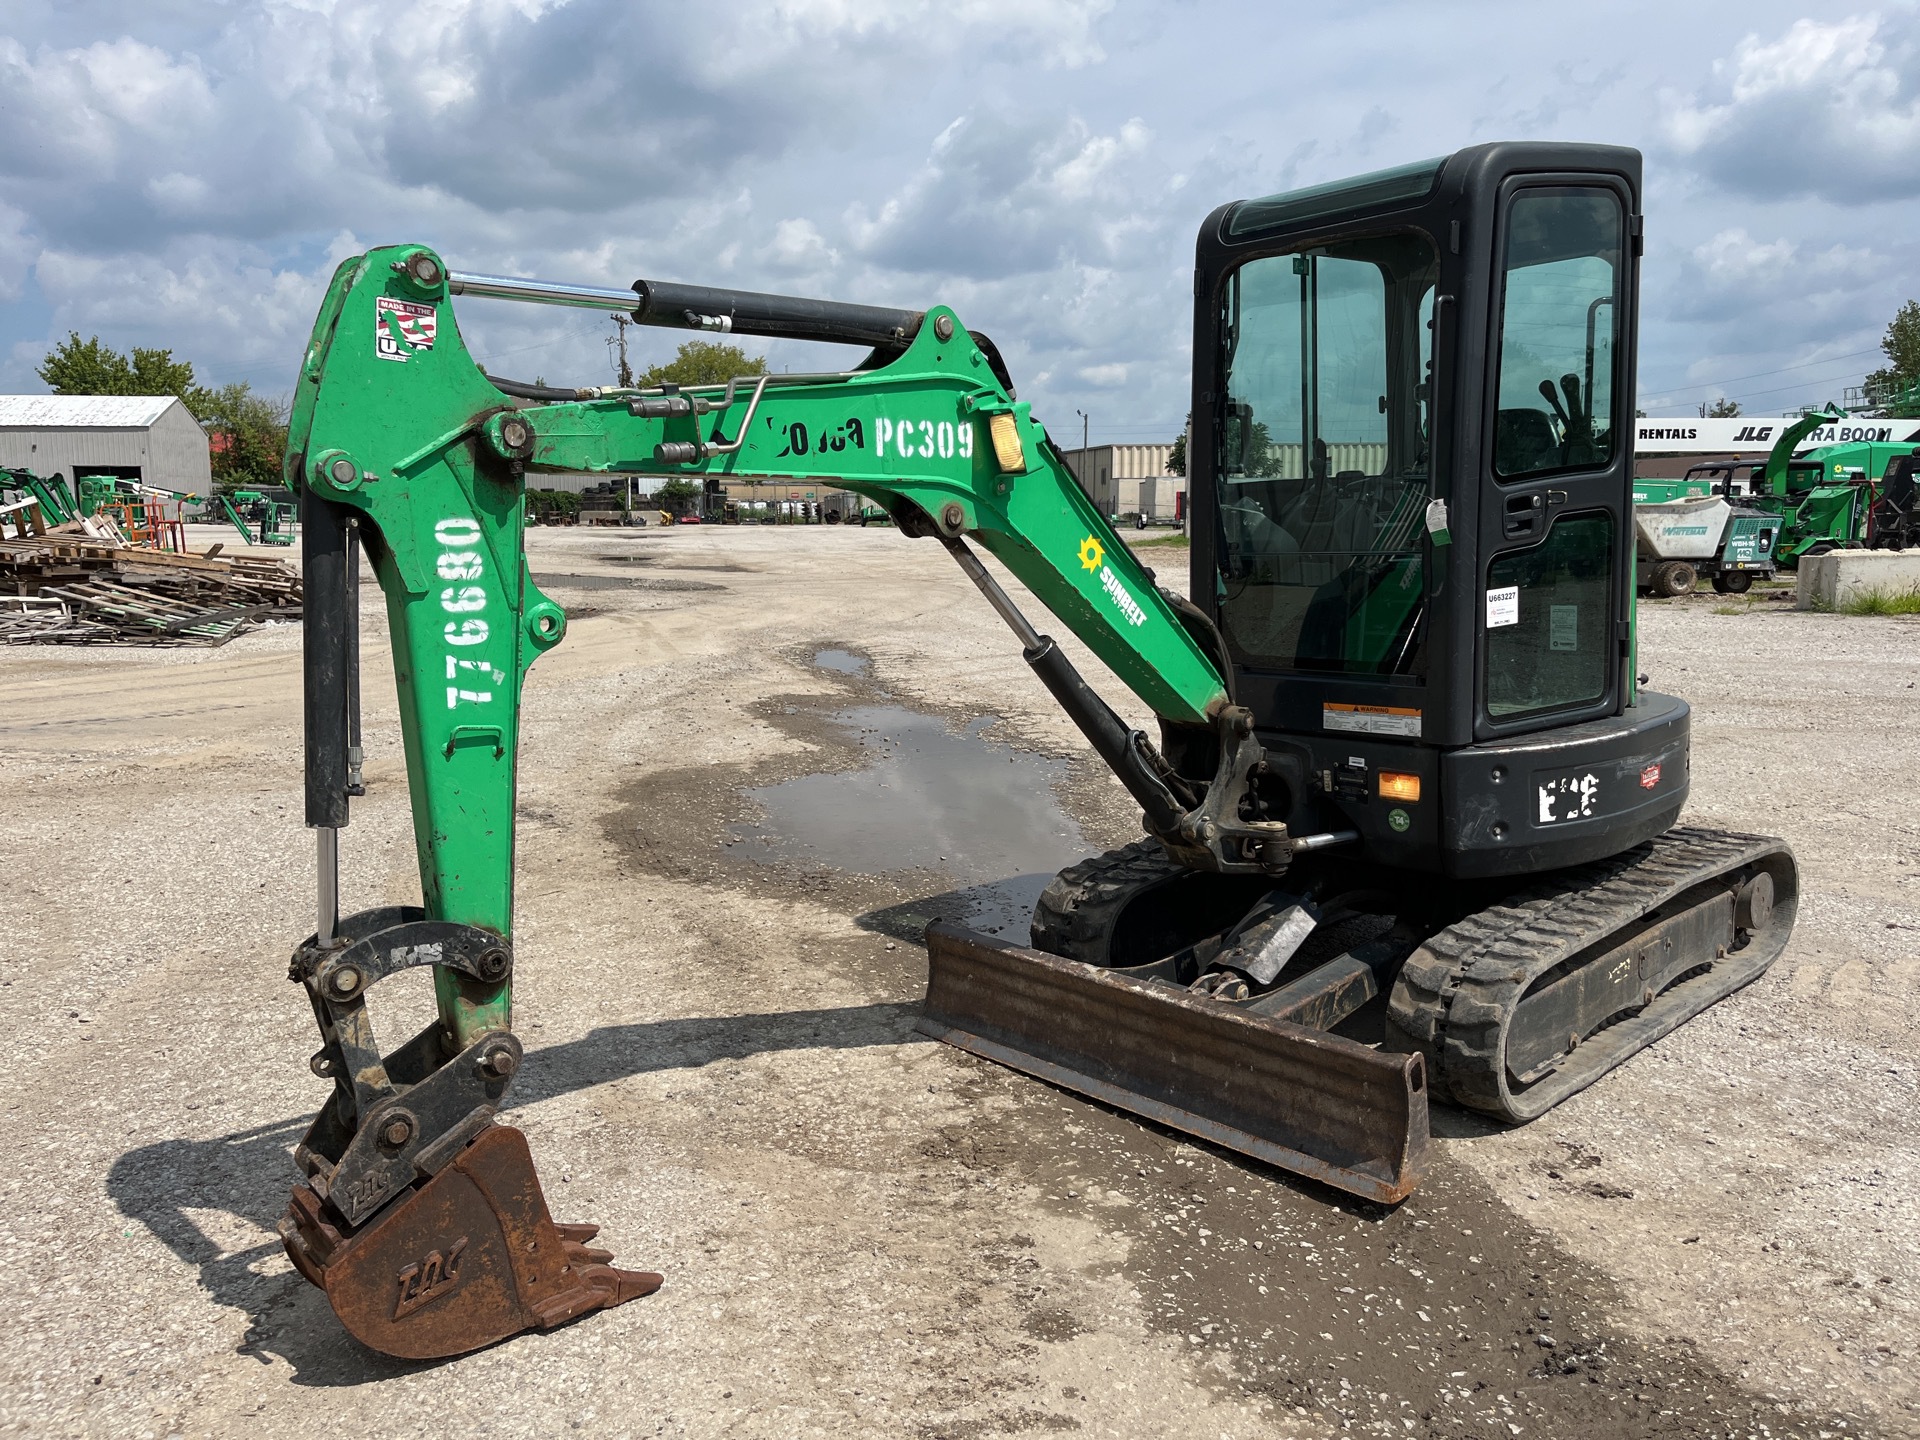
[0,525,302,646]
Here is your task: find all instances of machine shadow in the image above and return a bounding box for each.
[104,1000,924,1386]
[852,871,1054,946]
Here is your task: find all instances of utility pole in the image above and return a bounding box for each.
[608,315,634,388]
[1075,408,1091,508]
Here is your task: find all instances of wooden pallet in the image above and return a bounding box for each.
[0,525,301,646]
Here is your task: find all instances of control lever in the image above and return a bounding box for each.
[1537,379,1571,431]
[1561,373,1586,432]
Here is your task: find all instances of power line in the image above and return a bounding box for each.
[473,320,606,366]
[1639,346,1883,403]
[1729,369,1870,404]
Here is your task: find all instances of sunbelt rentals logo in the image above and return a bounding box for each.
[1079,535,1147,627]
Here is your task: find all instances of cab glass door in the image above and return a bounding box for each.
[1482,188,1625,726]
[1214,233,1439,678]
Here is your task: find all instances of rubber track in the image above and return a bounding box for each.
[1388,826,1797,1122]
[1031,838,1185,964]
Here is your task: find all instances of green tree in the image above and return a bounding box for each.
[1222,414,1283,477]
[1864,299,1920,415]
[1167,413,1189,476]
[36,332,215,415]
[652,477,700,515]
[526,488,581,525]
[1705,397,1741,418]
[200,382,290,492]
[639,340,768,388]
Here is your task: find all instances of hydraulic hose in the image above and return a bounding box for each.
[483,372,594,402]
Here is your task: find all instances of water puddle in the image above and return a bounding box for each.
[811,648,870,677]
[730,705,1086,895]
[592,553,749,573]
[530,571,723,593]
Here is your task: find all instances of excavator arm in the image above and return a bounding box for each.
[276,245,1331,1357]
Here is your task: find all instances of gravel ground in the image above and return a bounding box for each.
[0,524,1913,1439]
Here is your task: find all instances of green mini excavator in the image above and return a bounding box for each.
[278,142,1796,1359]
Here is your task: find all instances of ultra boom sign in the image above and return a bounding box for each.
[1635,417,1920,453]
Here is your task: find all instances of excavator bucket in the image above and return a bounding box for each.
[279,1123,661,1360]
[918,923,1428,1204]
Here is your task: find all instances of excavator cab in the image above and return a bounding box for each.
[934,145,1786,1203]
[1181,143,1675,879]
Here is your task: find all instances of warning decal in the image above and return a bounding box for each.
[376,296,437,363]
[1323,702,1422,738]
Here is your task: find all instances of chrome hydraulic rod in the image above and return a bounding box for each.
[941,535,1045,651]
[1292,830,1360,852]
[447,270,638,312]
[316,827,339,947]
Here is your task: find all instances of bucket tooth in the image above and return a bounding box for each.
[278,1122,660,1360]
[918,922,1427,1204]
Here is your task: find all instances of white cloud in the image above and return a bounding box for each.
[0,204,34,302]
[0,37,214,176]
[847,113,1170,280]
[1,0,1913,434]
[761,218,837,274]
[1690,228,1798,283]
[32,242,336,382]
[1665,14,1920,201]
[1051,119,1151,199]
[1640,224,1897,408]
[1682,227,1880,298]
[762,0,1113,68]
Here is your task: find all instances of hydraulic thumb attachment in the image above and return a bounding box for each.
[277,901,660,1360]
[278,486,658,1359]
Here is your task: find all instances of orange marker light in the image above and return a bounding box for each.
[1378,771,1421,803]
[988,413,1027,473]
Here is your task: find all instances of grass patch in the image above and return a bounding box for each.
[1132,531,1191,549]
[1839,584,1920,616]
[1711,603,1748,616]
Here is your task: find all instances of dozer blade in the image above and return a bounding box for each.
[918,922,1428,1204]
[279,1122,661,1360]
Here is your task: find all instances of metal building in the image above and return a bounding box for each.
[0,395,213,497]
[1059,442,1185,521]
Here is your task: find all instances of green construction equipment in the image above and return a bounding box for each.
[275,143,1795,1360]
[207,489,299,546]
[74,473,124,517]
[212,493,259,545]
[1638,396,1920,573]
[0,468,78,527]
[1633,496,1780,596]
[1679,409,1886,568]
[222,488,299,545]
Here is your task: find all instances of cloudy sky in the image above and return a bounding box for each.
[2,0,1916,439]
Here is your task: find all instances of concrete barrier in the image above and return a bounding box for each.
[1796,549,1920,609]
